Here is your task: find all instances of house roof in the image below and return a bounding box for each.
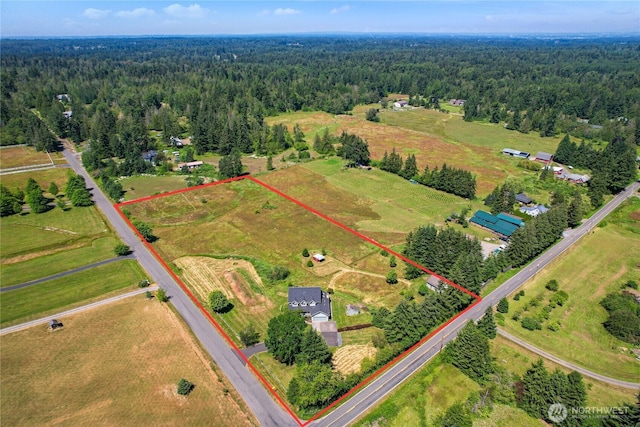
[470,210,520,237]
[288,287,331,318]
[515,193,533,204]
[313,254,325,261]
[502,148,529,157]
[427,274,442,287]
[535,152,553,162]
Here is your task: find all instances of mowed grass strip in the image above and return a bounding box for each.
[0,206,109,258]
[1,236,119,288]
[0,145,52,169]
[0,259,146,326]
[0,297,256,427]
[500,197,640,381]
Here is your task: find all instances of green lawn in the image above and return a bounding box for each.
[0,168,72,196]
[119,175,189,200]
[355,356,480,427]
[1,237,119,288]
[0,259,147,326]
[250,351,296,399]
[302,159,486,238]
[473,404,542,427]
[500,197,640,381]
[0,205,109,258]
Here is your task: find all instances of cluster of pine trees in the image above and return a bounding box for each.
[403,226,487,294]
[379,149,476,199]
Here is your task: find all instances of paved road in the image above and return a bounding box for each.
[241,342,268,359]
[497,329,640,389]
[1,255,136,292]
[62,148,295,427]
[0,285,158,336]
[314,181,640,427]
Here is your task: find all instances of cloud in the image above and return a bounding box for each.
[164,4,210,19]
[330,5,351,15]
[83,8,111,20]
[274,8,301,16]
[116,8,155,19]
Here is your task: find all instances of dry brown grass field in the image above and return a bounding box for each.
[0,145,64,169]
[0,297,257,427]
[333,344,377,375]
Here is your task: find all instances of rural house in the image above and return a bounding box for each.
[142,150,158,164]
[288,286,331,322]
[393,100,408,109]
[520,204,549,217]
[448,99,466,106]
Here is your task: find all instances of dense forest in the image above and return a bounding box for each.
[2,36,639,156]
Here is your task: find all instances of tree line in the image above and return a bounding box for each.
[379,148,476,198]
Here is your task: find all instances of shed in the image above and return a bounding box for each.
[346,304,360,316]
[534,152,553,163]
[426,275,445,293]
[502,148,530,159]
[312,254,325,262]
[515,193,533,205]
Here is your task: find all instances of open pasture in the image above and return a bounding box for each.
[1,236,118,288]
[0,167,72,195]
[0,145,59,169]
[501,197,640,381]
[0,259,147,327]
[0,297,256,427]
[119,174,188,200]
[0,204,109,259]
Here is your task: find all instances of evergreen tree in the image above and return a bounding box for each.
[438,402,472,427]
[25,180,49,213]
[444,322,493,383]
[553,134,576,165]
[48,182,58,196]
[296,328,332,365]
[477,307,497,339]
[497,298,509,314]
[567,191,584,228]
[218,150,243,179]
[0,185,22,216]
[400,154,418,179]
[339,132,370,165]
[519,359,552,419]
[266,155,274,170]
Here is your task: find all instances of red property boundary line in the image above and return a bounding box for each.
[115,175,482,426]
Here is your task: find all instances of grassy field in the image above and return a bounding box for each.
[500,197,640,381]
[1,236,119,288]
[473,405,543,427]
[491,335,637,407]
[0,204,109,258]
[0,297,256,427]
[355,356,481,427]
[119,174,189,200]
[258,160,488,246]
[0,259,147,326]
[266,108,565,196]
[0,145,65,169]
[0,167,72,195]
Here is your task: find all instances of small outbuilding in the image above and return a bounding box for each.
[312,254,325,262]
[346,304,360,316]
[515,193,533,205]
[534,152,554,163]
[426,275,446,293]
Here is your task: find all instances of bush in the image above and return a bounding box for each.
[239,324,260,347]
[389,255,397,268]
[512,310,522,321]
[156,288,168,302]
[519,290,525,296]
[545,279,559,291]
[495,312,505,326]
[418,283,428,296]
[380,249,389,257]
[497,297,509,313]
[306,260,313,267]
[547,321,561,332]
[114,243,131,256]
[550,290,569,307]
[268,265,290,282]
[177,378,194,396]
[209,290,230,313]
[145,290,153,299]
[521,316,542,331]
[624,280,638,290]
[138,279,150,288]
[302,248,309,257]
[386,270,398,284]
[514,294,520,301]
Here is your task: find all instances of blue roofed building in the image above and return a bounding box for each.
[470,210,522,237]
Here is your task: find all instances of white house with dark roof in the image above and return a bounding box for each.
[288,286,331,322]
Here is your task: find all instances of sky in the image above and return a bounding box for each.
[1,1,638,37]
